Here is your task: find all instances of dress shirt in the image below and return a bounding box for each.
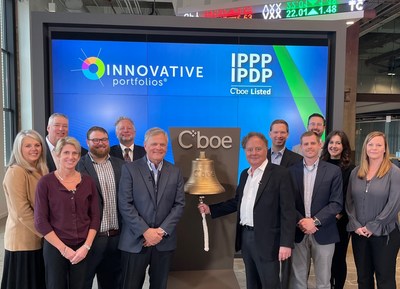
[240,158,268,227]
[147,158,163,184]
[46,137,58,167]
[303,159,319,218]
[89,153,119,232]
[120,144,134,162]
[271,147,285,165]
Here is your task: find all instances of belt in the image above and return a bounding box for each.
[241,225,254,231]
[97,229,120,237]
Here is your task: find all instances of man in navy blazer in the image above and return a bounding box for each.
[109,116,146,162]
[289,131,343,289]
[77,126,125,289]
[118,127,185,289]
[199,132,296,289]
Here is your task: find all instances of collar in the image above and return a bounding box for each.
[46,136,55,152]
[120,143,134,151]
[147,157,163,171]
[247,158,268,176]
[88,152,111,164]
[303,158,319,170]
[271,147,286,155]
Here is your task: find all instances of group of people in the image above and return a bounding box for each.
[199,113,400,289]
[1,113,185,289]
[1,111,399,289]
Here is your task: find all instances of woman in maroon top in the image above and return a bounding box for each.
[34,136,100,289]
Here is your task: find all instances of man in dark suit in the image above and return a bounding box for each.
[109,116,146,162]
[289,131,343,289]
[118,127,185,289]
[268,119,302,167]
[198,132,296,289]
[77,126,124,289]
[45,112,87,171]
[267,119,302,289]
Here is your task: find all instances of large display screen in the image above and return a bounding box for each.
[51,36,329,173]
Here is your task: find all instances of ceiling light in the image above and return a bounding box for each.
[387,72,396,76]
[346,21,355,25]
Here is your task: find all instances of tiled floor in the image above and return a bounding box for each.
[0,216,398,289]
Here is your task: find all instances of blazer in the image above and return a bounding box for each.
[267,147,303,168]
[210,163,296,261]
[3,165,43,251]
[46,142,88,172]
[289,160,343,245]
[109,144,146,162]
[77,154,125,225]
[118,156,185,253]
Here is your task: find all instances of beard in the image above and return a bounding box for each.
[90,146,110,158]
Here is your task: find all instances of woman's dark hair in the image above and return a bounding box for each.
[321,130,352,169]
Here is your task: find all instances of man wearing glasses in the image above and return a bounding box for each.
[77,126,125,289]
[292,113,326,156]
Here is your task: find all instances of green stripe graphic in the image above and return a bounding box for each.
[273,45,324,132]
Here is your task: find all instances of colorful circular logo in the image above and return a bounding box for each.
[81,57,105,80]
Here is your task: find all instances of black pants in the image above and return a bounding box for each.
[330,218,350,289]
[84,235,121,289]
[120,247,173,289]
[241,228,280,289]
[43,240,89,289]
[351,228,400,289]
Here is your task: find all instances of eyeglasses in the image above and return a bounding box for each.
[308,122,324,127]
[88,138,109,144]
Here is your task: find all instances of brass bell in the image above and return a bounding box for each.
[184,151,225,195]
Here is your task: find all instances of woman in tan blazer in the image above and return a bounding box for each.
[1,130,48,289]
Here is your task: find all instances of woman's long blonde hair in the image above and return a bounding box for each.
[357,131,391,179]
[7,129,49,175]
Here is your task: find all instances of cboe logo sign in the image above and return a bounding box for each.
[178,130,233,149]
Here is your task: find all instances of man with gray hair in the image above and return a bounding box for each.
[118,127,185,289]
[45,112,87,171]
[110,116,146,162]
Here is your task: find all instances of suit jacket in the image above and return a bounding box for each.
[109,144,146,162]
[210,163,296,261]
[118,157,185,253]
[289,160,343,245]
[268,148,302,168]
[46,143,88,172]
[3,165,44,251]
[77,154,124,225]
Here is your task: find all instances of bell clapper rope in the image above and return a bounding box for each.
[199,196,209,252]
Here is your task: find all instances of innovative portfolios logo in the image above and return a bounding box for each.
[75,49,204,87]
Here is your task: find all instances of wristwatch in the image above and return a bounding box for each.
[313,217,321,227]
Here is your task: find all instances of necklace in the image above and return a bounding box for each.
[56,170,80,183]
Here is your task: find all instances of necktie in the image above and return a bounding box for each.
[123,148,131,162]
[150,163,159,199]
